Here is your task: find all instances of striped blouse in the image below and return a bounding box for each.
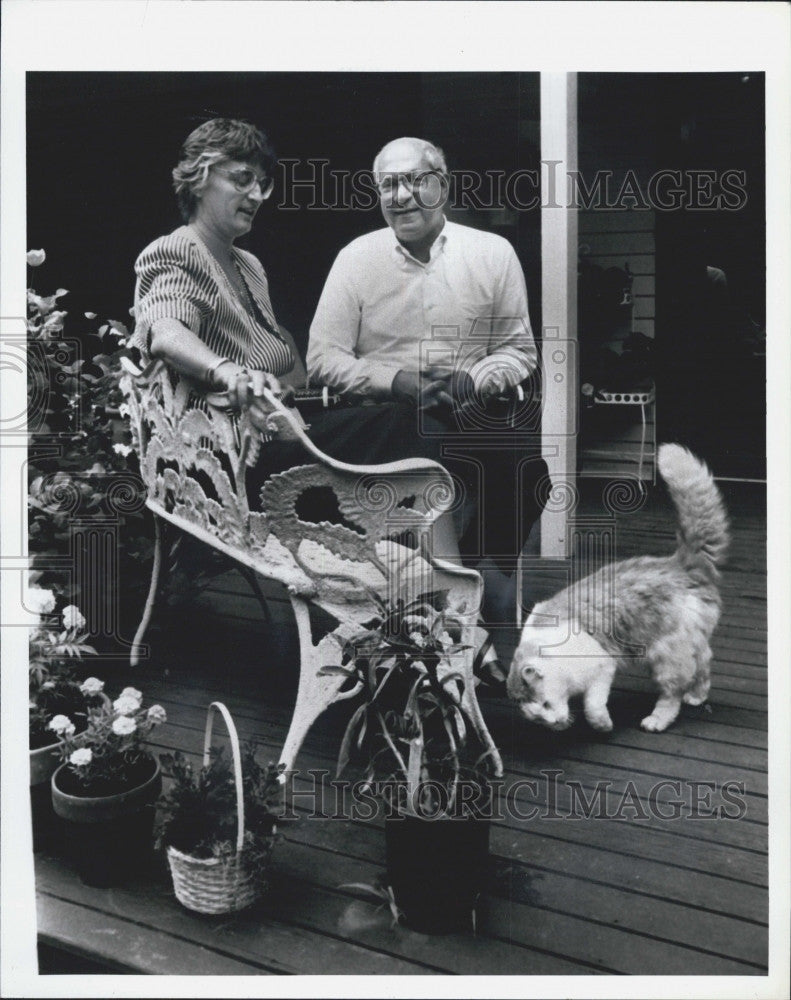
[132,225,294,376]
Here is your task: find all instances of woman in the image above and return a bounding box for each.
[133,118,296,420]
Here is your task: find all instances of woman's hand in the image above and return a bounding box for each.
[211,360,249,411]
[213,363,294,412]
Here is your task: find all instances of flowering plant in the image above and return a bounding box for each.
[26,250,218,647]
[321,589,496,818]
[26,250,153,648]
[157,747,283,880]
[56,685,167,795]
[28,585,99,750]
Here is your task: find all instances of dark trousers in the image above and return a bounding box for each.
[248,400,548,567]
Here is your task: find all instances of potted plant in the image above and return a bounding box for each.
[26,249,155,663]
[50,685,167,886]
[157,701,283,914]
[323,589,499,934]
[28,587,99,850]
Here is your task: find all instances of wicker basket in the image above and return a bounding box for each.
[166,701,266,914]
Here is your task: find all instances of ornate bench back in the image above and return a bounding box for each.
[119,359,478,616]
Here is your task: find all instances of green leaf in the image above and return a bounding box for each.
[317,665,357,678]
[370,656,398,702]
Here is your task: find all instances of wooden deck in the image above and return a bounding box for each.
[34,480,768,976]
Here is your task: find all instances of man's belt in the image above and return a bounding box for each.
[291,386,346,412]
[291,379,540,417]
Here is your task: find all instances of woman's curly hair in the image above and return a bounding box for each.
[172,118,277,222]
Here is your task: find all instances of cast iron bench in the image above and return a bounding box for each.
[118,358,502,775]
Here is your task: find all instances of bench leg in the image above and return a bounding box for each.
[278,597,503,780]
[130,514,163,667]
[278,596,362,775]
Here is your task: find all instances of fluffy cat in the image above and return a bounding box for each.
[507,444,729,733]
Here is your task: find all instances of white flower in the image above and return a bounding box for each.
[112,716,137,736]
[147,705,167,725]
[80,676,104,696]
[113,695,140,716]
[409,630,426,647]
[62,605,86,631]
[41,310,68,333]
[26,249,46,267]
[120,686,142,702]
[112,443,132,457]
[47,715,75,738]
[26,587,56,615]
[69,748,93,767]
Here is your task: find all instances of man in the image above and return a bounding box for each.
[307,137,548,668]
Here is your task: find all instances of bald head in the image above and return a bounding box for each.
[372,137,447,177]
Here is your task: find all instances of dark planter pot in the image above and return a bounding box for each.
[385,809,491,934]
[30,741,64,853]
[51,756,162,887]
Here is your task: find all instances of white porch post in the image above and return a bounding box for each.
[540,72,578,558]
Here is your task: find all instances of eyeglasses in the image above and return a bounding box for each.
[375,170,444,199]
[213,166,274,199]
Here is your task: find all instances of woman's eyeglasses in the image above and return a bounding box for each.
[213,166,274,199]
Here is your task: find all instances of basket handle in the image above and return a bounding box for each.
[203,701,245,855]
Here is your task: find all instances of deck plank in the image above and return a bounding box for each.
[37,893,276,975]
[36,856,439,976]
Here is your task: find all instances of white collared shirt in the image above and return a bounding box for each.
[307,219,537,399]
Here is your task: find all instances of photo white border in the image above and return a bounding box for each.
[2,3,789,998]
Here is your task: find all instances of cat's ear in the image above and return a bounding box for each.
[520,661,543,681]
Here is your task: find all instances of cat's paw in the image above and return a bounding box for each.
[588,714,613,732]
[640,714,668,732]
[682,692,708,706]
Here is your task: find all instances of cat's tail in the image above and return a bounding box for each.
[658,443,729,576]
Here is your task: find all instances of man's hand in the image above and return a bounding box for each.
[392,367,480,414]
[392,369,453,412]
[444,369,477,411]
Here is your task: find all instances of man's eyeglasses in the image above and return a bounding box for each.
[375,170,445,199]
[213,166,274,199]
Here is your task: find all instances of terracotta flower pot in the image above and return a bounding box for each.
[51,755,162,887]
[29,740,64,853]
[30,740,63,787]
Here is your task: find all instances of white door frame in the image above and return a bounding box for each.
[540,72,578,559]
